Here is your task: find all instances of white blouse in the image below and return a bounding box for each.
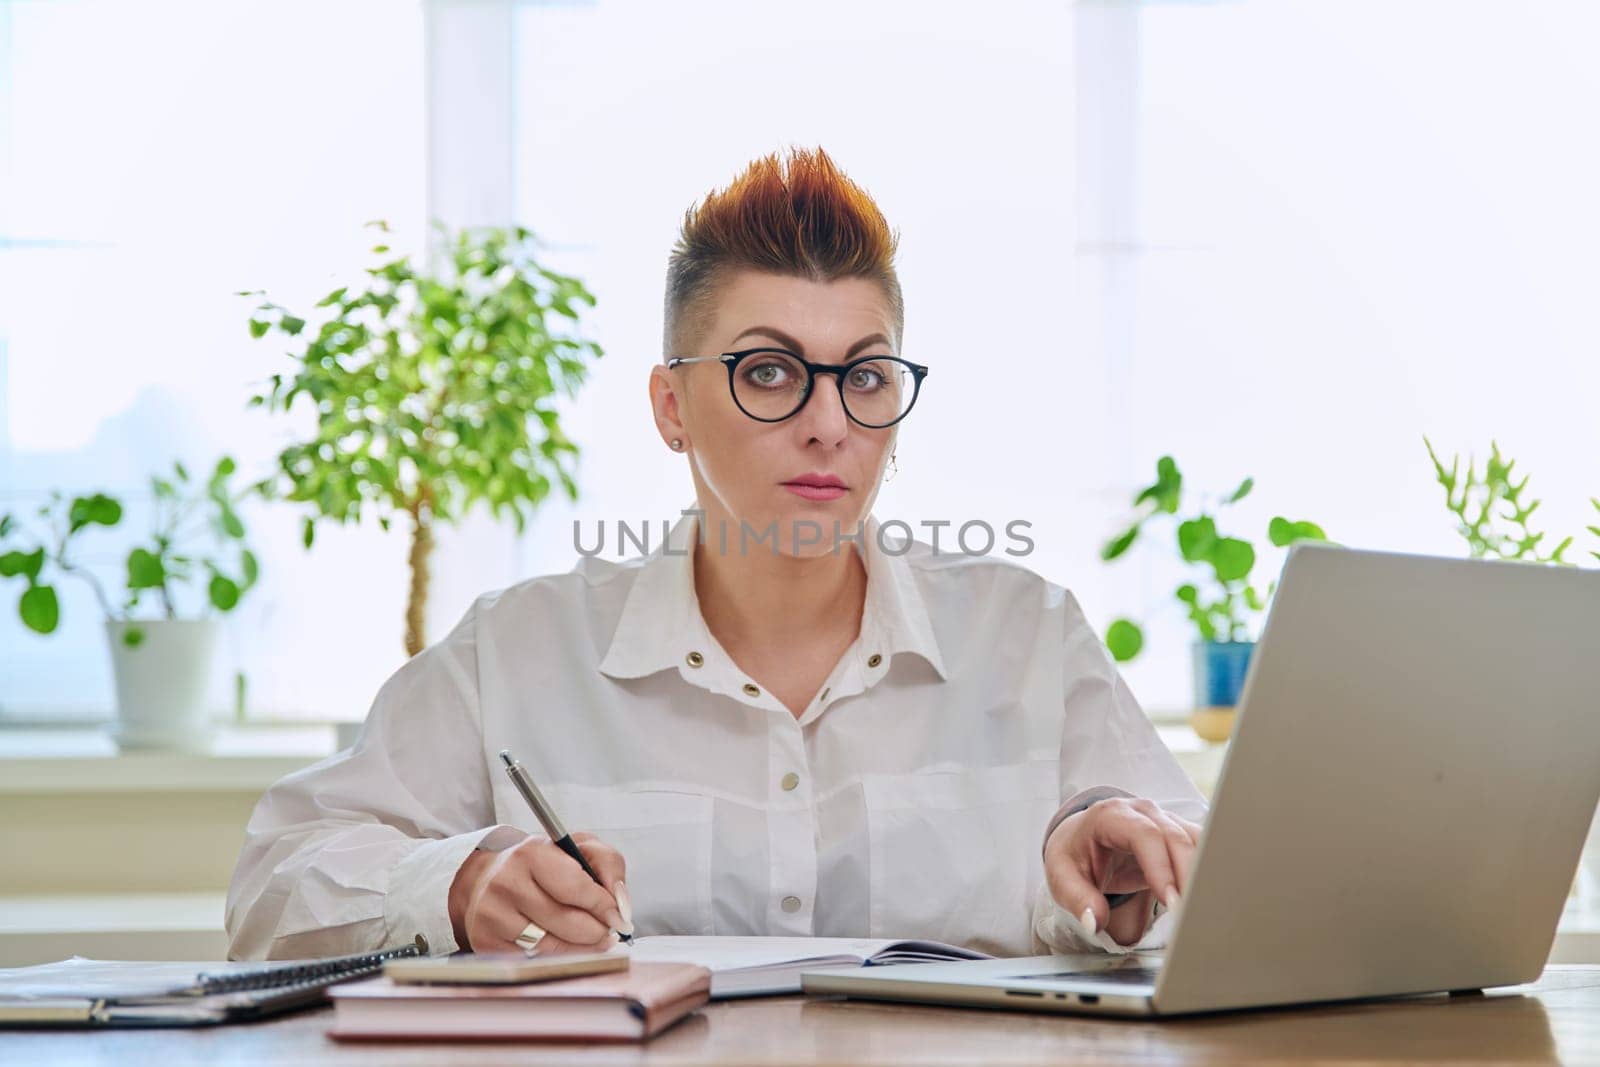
[225,507,1209,961]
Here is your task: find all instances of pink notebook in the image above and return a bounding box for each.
[326,961,711,1042]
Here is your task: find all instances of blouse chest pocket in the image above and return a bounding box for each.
[861,758,1061,957]
[532,783,715,937]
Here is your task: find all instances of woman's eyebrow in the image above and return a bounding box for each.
[732,326,890,359]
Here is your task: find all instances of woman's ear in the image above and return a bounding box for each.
[649,365,689,451]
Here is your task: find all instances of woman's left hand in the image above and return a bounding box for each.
[1042,796,1203,946]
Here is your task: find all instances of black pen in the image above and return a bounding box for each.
[498,749,633,944]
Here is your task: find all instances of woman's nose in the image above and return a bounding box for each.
[792,374,850,442]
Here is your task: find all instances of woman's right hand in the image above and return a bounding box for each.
[447,831,631,954]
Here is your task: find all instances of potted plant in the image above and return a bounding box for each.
[1099,455,1329,741]
[244,221,603,659]
[0,457,259,751]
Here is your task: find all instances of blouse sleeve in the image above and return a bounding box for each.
[224,598,526,960]
[1029,589,1211,955]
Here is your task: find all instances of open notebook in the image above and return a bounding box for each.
[621,936,991,998]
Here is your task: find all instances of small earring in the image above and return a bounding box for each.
[669,438,685,451]
[883,450,898,483]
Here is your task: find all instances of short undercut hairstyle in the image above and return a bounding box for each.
[663,145,904,359]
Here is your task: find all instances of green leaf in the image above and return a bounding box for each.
[316,287,349,308]
[1133,455,1183,514]
[220,509,246,539]
[1175,583,1199,604]
[1211,538,1256,583]
[19,584,59,633]
[209,573,241,611]
[0,548,43,580]
[214,455,236,480]
[68,493,122,533]
[248,319,270,338]
[302,516,316,549]
[1269,517,1327,547]
[1177,516,1218,562]
[1225,477,1255,504]
[240,549,259,588]
[280,314,306,335]
[1105,619,1144,663]
[174,460,189,481]
[122,625,146,648]
[1101,525,1140,561]
[0,513,12,538]
[127,547,166,589]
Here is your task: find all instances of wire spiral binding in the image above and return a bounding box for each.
[193,933,428,996]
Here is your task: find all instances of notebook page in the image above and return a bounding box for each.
[623,936,900,974]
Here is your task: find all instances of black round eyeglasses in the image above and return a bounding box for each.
[665,347,928,429]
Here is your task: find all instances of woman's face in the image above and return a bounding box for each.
[651,270,900,559]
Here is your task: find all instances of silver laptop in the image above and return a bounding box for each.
[803,544,1600,1016]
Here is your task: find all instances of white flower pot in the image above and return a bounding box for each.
[104,618,220,753]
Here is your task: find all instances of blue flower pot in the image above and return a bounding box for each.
[1192,640,1255,709]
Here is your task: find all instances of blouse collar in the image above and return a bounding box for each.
[597,504,948,684]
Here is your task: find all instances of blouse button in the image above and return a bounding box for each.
[685,651,704,668]
[867,653,883,668]
[742,683,760,698]
[781,772,800,792]
[781,895,802,913]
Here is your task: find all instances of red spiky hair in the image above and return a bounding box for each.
[663,145,904,358]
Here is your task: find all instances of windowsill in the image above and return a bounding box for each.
[0,724,341,793]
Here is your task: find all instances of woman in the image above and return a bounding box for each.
[226,146,1207,962]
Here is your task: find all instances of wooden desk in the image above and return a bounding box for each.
[3,966,1598,1064]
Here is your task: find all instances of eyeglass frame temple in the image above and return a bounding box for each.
[664,349,928,427]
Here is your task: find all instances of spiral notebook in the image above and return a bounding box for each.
[0,935,427,1028]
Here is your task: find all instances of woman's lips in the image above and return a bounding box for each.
[782,483,848,501]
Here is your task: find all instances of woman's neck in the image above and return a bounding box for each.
[692,515,868,653]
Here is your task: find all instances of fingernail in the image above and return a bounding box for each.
[615,881,633,928]
[1164,887,1182,911]
[1079,906,1098,936]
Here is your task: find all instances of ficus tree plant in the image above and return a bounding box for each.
[0,457,259,643]
[1099,455,1329,663]
[244,221,604,658]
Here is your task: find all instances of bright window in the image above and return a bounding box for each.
[0,0,426,719]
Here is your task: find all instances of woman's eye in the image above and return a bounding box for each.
[847,367,886,391]
[744,361,795,388]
